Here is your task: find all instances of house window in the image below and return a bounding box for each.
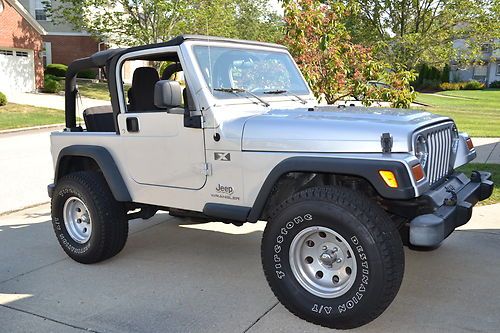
[0,49,14,56]
[16,51,29,57]
[35,0,51,21]
[497,63,500,76]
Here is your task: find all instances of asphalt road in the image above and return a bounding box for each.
[1,203,499,333]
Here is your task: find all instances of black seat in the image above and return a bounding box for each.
[128,67,159,112]
[83,105,114,132]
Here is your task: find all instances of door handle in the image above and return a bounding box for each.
[126,117,139,132]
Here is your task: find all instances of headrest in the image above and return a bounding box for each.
[132,67,159,87]
[154,80,182,108]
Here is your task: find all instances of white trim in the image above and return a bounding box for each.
[45,32,92,36]
[34,0,51,21]
[44,41,52,64]
[5,0,46,35]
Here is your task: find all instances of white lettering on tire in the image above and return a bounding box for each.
[273,214,312,280]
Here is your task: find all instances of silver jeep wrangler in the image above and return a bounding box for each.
[48,35,493,329]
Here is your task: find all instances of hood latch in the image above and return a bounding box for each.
[381,133,393,153]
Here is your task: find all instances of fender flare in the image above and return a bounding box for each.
[246,156,416,222]
[54,145,132,202]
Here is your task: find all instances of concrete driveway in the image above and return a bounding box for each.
[1,203,499,333]
[0,128,55,214]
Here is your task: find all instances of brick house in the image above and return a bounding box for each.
[0,0,46,92]
[18,0,104,67]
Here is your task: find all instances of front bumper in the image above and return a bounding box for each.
[409,171,493,247]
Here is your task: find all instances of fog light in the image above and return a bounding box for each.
[466,138,474,150]
[379,170,398,188]
[411,164,425,182]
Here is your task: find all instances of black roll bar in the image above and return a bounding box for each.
[64,49,124,130]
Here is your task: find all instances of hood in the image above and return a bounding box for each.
[241,106,450,153]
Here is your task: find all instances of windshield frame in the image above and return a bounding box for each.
[184,40,314,106]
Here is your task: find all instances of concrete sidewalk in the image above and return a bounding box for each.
[0,203,499,333]
[473,138,500,164]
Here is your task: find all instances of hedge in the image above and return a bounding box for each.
[77,69,97,79]
[489,81,500,88]
[43,75,62,93]
[0,91,7,106]
[45,64,68,78]
[439,80,485,91]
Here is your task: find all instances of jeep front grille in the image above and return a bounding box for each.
[416,123,454,186]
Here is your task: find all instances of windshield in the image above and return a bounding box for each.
[192,45,310,99]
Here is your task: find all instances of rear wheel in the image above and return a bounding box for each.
[261,186,404,329]
[51,171,128,264]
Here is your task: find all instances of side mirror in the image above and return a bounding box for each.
[154,80,182,108]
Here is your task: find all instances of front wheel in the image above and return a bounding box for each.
[261,186,404,329]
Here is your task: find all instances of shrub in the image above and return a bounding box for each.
[441,64,450,83]
[77,69,97,79]
[463,80,485,90]
[489,81,500,88]
[0,91,7,106]
[43,75,61,93]
[439,82,463,90]
[439,81,485,91]
[420,79,441,90]
[45,63,68,78]
[415,63,450,89]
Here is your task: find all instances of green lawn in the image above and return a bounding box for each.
[76,81,131,101]
[457,163,500,205]
[76,81,111,100]
[0,103,65,130]
[416,89,500,137]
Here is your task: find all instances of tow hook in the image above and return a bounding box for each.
[471,171,482,182]
[444,186,458,206]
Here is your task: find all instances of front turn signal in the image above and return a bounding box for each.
[379,170,398,188]
[466,138,474,150]
[412,164,425,182]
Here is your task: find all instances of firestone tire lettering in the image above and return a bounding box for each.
[261,186,404,329]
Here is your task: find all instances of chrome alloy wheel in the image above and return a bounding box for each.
[289,226,357,298]
[63,197,92,244]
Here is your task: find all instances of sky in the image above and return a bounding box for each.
[269,0,284,16]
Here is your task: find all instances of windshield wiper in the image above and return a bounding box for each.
[214,87,270,107]
[263,89,308,105]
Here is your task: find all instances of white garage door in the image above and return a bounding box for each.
[0,48,35,93]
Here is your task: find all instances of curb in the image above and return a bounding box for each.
[0,201,50,217]
[0,123,65,135]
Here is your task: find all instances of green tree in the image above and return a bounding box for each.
[49,0,187,46]
[282,0,416,107]
[346,0,500,70]
[175,0,283,42]
[49,0,283,46]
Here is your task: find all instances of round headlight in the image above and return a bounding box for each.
[415,135,429,168]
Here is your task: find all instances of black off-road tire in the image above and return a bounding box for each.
[51,171,128,264]
[261,186,404,329]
